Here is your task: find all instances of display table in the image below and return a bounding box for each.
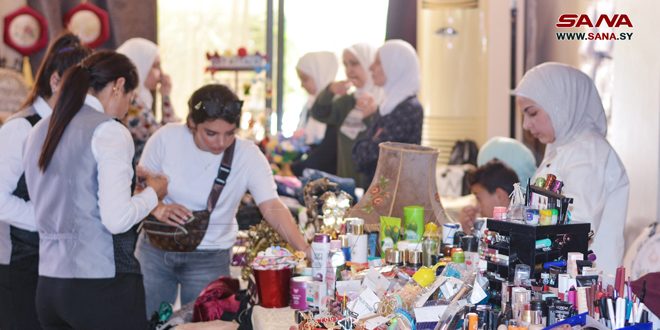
[251,305,296,330]
[174,320,238,329]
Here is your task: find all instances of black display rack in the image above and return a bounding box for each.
[484,220,591,282]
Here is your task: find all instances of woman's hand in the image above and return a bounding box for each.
[151,203,193,226]
[329,81,351,96]
[137,166,169,200]
[159,73,172,97]
[356,93,377,117]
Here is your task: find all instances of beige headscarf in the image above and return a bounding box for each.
[378,40,420,116]
[512,62,607,154]
[117,38,159,109]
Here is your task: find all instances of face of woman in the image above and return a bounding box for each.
[190,118,237,155]
[143,55,162,91]
[99,78,135,119]
[343,50,367,89]
[518,96,556,144]
[369,54,386,87]
[297,69,316,95]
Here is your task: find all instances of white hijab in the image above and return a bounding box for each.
[377,40,420,116]
[117,38,159,109]
[513,62,607,155]
[340,43,384,139]
[296,51,338,145]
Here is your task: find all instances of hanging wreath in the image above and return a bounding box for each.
[3,6,48,56]
[64,2,110,48]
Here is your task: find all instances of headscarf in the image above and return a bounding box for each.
[117,38,159,109]
[296,51,339,145]
[377,39,420,116]
[477,137,537,186]
[340,43,384,140]
[512,62,607,154]
[296,51,339,103]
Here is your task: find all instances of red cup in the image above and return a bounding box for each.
[253,267,293,308]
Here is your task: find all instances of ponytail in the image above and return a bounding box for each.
[38,51,138,171]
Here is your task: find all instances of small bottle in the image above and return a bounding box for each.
[422,223,440,267]
[326,240,345,297]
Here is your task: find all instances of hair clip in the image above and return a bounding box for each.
[194,100,243,116]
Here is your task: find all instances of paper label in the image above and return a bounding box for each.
[414,305,448,323]
[347,288,380,319]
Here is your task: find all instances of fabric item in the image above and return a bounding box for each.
[0,255,41,330]
[117,38,158,109]
[135,236,231,318]
[296,51,339,145]
[138,124,278,249]
[513,63,629,277]
[192,277,240,322]
[24,99,156,278]
[377,40,420,116]
[477,137,538,186]
[35,274,147,330]
[631,272,660,318]
[352,95,424,186]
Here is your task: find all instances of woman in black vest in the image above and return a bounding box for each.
[0,33,90,330]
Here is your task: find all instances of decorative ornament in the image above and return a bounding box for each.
[3,5,48,86]
[237,47,248,57]
[3,6,48,56]
[320,191,352,229]
[64,2,110,48]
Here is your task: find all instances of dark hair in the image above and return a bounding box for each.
[467,159,519,195]
[38,51,138,171]
[187,84,242,126]
[22,32,92,108]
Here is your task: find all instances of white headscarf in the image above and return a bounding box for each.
[377,40,420,116]
[512,62,607,153]
[296,51,339,145]
[117,38,159,109]
[340,43,384,140]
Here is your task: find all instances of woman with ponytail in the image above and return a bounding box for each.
[23,51,168,329]
[0,32,90,330]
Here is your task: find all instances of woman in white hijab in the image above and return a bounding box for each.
[117,38,180,164]
[308,43,384,186]
[295,51,339,146]
[352,39,424,186]
[291,51,340,175]
[513,62,629,277]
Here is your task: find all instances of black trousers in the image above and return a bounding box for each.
[0,254,41,330]
[35,273,147,330]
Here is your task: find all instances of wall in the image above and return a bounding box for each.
[610,0,660,248]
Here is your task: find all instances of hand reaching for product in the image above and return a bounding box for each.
[459,205,479,232]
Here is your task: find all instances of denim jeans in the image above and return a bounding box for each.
[135,234,230,318]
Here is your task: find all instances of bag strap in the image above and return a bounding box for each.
[206,140,236,212]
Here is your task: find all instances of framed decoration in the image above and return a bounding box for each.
[3,6,48,56]
[64,2,110,48]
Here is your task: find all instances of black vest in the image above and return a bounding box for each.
[10,113,41,263]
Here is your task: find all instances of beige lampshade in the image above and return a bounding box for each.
[347,142,452,231]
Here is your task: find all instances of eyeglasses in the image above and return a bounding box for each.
[193,100,243,117]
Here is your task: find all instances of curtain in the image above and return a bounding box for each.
[21,0,156,71]
[386,0,417,49]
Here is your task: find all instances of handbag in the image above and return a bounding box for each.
[141,141,236,252]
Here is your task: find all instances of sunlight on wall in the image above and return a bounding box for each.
[158,0,388,136]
